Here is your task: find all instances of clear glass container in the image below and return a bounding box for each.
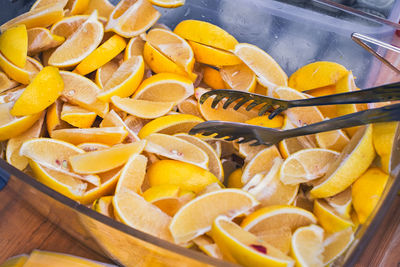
[1,0,400,266]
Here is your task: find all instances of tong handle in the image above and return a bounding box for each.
[290,82,400,108]
[282,103,400,140]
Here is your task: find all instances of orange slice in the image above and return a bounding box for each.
[169,189,259,244]
[124,36,145,60]
[220,64,257,92]
[11,66,64,116]
[137,113,204,139]
[188,40,241,67]
[234,43,287,89]
[27,27,65,55]
[48,11,104,68]
[70,141,146,174]
[60,104,97,128]
[84,0,114,18]
[60,71,109,117]
[288,61,348,91]
[97,56,145,102]
[174,20,238,51]
[144,133,209,169]
[143,41,196,81]
[111,96,174,119]
[0,24,28,68]
[113,188,173,241]
[203,66,225,89]
[0,3,65,32]
[105,0,161,38]
[146,28,195,73]
[50,126,128,145]
[115,154,147,194]
[74,34,126,75]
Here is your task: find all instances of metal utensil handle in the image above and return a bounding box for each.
[281,103,400,140]
[289,82,400,108]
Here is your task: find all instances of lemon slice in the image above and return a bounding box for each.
[146,159,219,194]
[69,141,146,174]
[325,187,352,219]
[352,167,389,224]
[144,133,209,169]
[177,97,203,118]
[0,71,18,93]
[27,27,65,56]
[188,40,241,67]
[220,63,257,92]
[211,215,295,267]
[77,142,109,151]
[290,225,324,267]
[23,250,109,266]
[105,0,161,38]
[310,125,375,198]
[169,189,259,244]
[111,96,174,119]
[227,168,244,188]
[11,66,63,116]
[245,114,284,129]
[65,0,90,16]
[113,188,173,241]
[92,195,114,218]
[0,53,41,85]
[174,20,238,51]
[124,36,145,60]
[138,114,204,139]
[323,227,354,265]
[203,66,225,89]
[100,109,139,142]
[313,199,354,233]
[50,14,103,38]
[149,0,185,8]
[373,122,398,174]
[0,25,28,68]
[84,0,114,17]
[60,104,97,128]
[95,55,121,88]
[234,43,288,89]
[279,148,339,185]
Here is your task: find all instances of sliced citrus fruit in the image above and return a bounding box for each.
[245,114,284,129]
[11,66,63,116]
[133,72,194,105]
[23,250,109,266]
[149,0,184,7]
[323,227,354,265]
[241,145,281,184]
[97,56,145,102]
[234,43,287,89]
[147,159,220,194]
[138,113,204,139]
[6,114,44,170]
[203,66,225,89]
[70,141,146,174]
[290,225,324,267]
[60,71,109,117]
[0,102,42,141]
[325,187,352,219]
[0,53,40,84]
[0,3,65,32]
[175,133,224,181]
[30,0,68,10]
[124,36,145,60]
[227,168,244,188]
[77,142,109,151]
[95,55,122,88]
[177,97,203,118]
[144,133,209,169]
[74,34,126,75]
[60,104,97,128]
[84,0,114,17]
[92,195,114,218]
[188,40,241,67]
[46,100,69,135]
[27,27,65,55]
[48,12,104,68]
[105,0,161,38]
[0,24,28,68]
[279,148,339,185]
[313,199,354,233]
[193,236,223,259]
[111,96,174,119]
[373,122,398,173]
[0,71,18,93]
[352,167,389,224]
[114,154,147,194]
[143,41,195,81]
[244,158,298,206]
[100,109,139,142]
[65,0,90,15]
[146,28,195,73]
[143,184,180,202]
[220,63,257,92]
[113,188,173,241]
[197,88,259,123]
[310,125,375,198]
[50,126,128,145]
[50,14,96,38]
[174,20,238,51]
[316,128,350,152]
[0,86,25,104]
[169,189,259,244]
[238,143,268,161]
[288,61,348,91]
[212,216,295,267]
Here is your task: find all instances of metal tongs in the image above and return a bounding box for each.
[189,82,400,146]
